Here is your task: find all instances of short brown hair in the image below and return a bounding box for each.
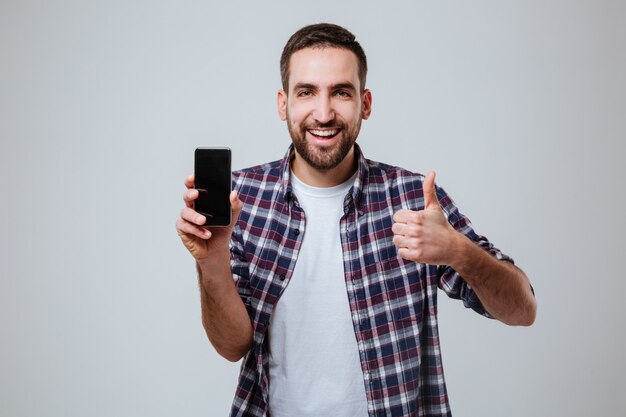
[280,23,368,93]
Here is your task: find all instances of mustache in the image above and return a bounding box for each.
[303,121,345,129]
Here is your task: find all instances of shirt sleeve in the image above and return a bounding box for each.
[435,184,514,318]
[230,222,254,321]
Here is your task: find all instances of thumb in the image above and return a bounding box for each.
[423,171,440,210]
[229,190,244,226]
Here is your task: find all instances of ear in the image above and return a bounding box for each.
[277,89,287,121]
[361,89,372,120]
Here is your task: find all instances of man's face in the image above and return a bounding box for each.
[278,47,372,171]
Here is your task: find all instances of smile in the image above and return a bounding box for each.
[307,129,340,139]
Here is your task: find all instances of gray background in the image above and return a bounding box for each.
[1,0,625,416]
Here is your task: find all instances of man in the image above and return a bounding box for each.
[176,23,536,417]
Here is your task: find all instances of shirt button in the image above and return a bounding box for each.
[292,228,300,236]
[279,274,286,281]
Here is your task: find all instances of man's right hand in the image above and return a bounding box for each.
[176,174,243,262]
[176,174,252,361]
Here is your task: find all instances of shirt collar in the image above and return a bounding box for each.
[279,143,368,212]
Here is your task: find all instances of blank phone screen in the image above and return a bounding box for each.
[194,148,231,226]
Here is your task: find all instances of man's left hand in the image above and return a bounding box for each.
[392,171,461,265]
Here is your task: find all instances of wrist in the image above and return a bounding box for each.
[196,251,231,281]
[448,231,473,272]
[197,247,230,264]
[448,232,491,288]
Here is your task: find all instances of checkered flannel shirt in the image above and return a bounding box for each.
[228,144,513,417]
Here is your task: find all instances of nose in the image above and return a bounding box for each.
[312,94,335,124]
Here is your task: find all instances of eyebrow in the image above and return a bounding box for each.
[332,83,357,92]
[292,82,357,92]
[293,82,318,92]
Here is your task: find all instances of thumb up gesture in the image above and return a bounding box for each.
[392,171,461,265]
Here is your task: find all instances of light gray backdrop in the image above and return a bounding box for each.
[1,0,625,416]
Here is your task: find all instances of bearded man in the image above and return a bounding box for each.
[176,23,536,417]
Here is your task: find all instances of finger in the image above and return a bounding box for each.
[230,190,242,210]
[393,209,418,224]
[392,222,420,237]
[392,234,405,248]
[393,235,420,250]
[393,209,423,225]
[183,188,199,208]
[176,217,211,240]
[184,174,195,189]
[229,190,244,226]
[423,171,441,210]
[180,206,206,226]
[397,247,423,262]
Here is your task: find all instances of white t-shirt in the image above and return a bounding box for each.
[267,171,369,417]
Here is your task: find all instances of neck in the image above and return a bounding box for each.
[292,146,357,187]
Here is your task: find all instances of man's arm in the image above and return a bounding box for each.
[176,175,253,361]
[196,254,253,362]
[392,171,536,326]
[446,234,536,325]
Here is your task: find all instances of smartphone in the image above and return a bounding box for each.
[194,147,231,227]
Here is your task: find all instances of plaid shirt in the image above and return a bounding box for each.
[228,144,512,417]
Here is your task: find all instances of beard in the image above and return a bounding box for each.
[286,114,362,171]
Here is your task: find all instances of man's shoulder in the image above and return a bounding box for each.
[361,157,433,211]
[363,157,425,184]
[232,158,284,184]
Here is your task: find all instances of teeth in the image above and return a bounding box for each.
[309,129,338,137]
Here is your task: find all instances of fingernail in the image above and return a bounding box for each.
[204,230,211,238]
[196,215,204,224]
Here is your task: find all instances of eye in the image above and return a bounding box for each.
[297,90,312,97]
[335,90,351,98]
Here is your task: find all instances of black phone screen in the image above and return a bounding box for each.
[194,148,231,226]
